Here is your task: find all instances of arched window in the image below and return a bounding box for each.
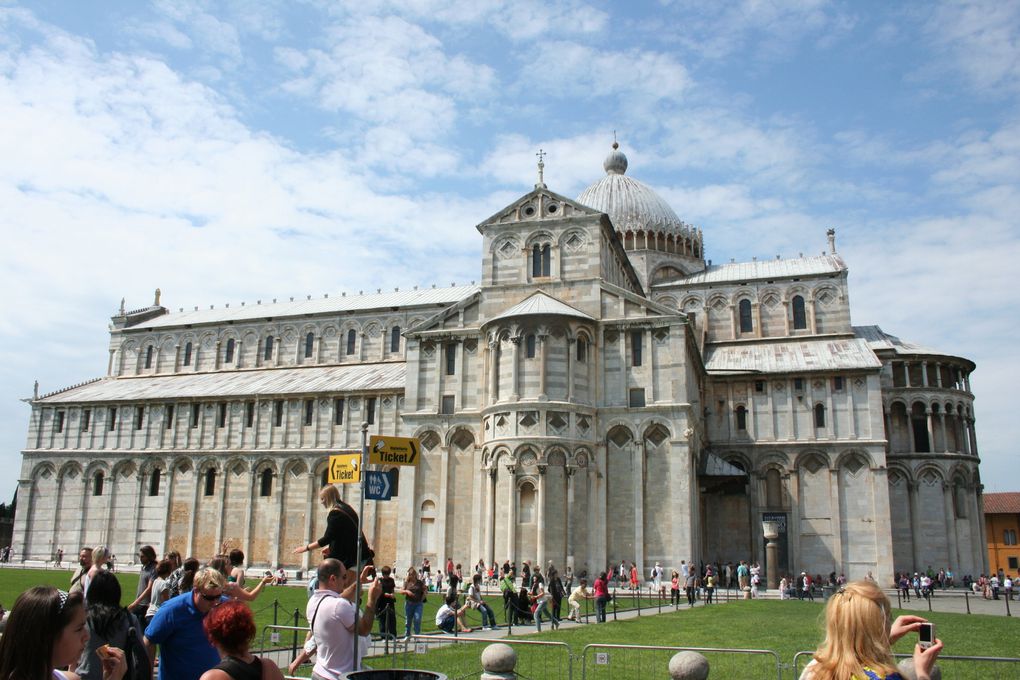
[304,332,314,358]
[204,469,216,496]
[765,468,782,507]
[735,405,747,431]
[419,500,437,553]
[739,299,753,333]
[148,469,161,497]
[792,295,807,330]
[183,342,193,366]
[532,244,550,277]
[225,338,235,363]
[526,334,536,358]
[814,403,826,428]
[390,327,401,353]
[576,337,588,363]
[519,483,536,523]
[260,469,273,497]
[144,345,154,369]
[264,336,274,361]
[346,329,357,355]
[93,472,104,497]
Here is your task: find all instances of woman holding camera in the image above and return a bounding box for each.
[799,580,942,680]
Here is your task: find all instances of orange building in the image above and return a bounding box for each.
[984,493,1020,574]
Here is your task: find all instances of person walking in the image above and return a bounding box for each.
[685,569,698,606]
[670,570,681,606]
[533,581,559,632]
[548,567,566,620]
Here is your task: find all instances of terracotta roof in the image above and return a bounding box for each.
[984,493,1020,514]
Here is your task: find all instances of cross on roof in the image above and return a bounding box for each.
[535,148,546,188]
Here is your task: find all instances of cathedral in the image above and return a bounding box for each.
[14,144,987,582]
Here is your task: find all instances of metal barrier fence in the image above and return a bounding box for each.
[370,635,573,680]
[581,644,783,680]
[793,650,1020,680]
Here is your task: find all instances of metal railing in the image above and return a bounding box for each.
[581,644,783,680]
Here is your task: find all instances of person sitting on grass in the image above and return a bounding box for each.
[435,593,471,634]
[799,580,942,680]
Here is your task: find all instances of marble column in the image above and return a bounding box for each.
[942,482,960,573]
[536,464,547,569]
[907,481,921,570]
[565,466,576,570]
[510,337,521,401]
[505,465,516,561]
[485,467,496,565]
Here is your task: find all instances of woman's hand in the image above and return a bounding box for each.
[100,645,127,680]
[292,545,305,555]
[889,614,927,644]
[912,638,943,680]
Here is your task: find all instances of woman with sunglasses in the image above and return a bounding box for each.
[0,586,126,680]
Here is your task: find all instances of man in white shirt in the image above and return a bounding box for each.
[307,558,381,680]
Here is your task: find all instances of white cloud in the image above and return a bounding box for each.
[518,41,690,101]
[275,14,496,171]
[663,0,855,62]
[325,0,608,39]
[924,0,1020,95]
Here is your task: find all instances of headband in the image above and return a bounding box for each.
[57,589,69,612]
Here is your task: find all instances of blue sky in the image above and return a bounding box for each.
[1,0,1017,503]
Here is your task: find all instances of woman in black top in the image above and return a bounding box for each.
[293,485,362,569]
[375,565,397,639]
[200,600,284,680]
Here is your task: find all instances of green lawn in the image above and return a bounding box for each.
[5,570,1018,679]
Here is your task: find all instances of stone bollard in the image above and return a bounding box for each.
[896,658,941,680]
[742,587,752,600]
[669,651,710,680]
[480,643,517,680]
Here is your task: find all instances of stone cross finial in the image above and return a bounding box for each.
[33,380,39,399]
[154,288,161,306]
[827,228,836,254]
[119,297,125,314]
[536,148,546,188]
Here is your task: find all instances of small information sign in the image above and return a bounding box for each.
[368,435,421,466]
[327,453,361,484]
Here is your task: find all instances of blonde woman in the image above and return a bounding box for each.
[82,545,111,599]
[293,485,370,571]
[799,580,943,680]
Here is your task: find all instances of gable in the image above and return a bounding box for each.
[407,291,482,335]
[475,187,603,232]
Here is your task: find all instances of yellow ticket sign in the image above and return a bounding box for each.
[369,435,421,466]
[328,453,361,484]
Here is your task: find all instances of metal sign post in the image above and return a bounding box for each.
[352,421,368,671]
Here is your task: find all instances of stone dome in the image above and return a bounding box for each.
[577,143,692,238]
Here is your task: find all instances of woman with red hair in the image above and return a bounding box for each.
[200,600,283,680]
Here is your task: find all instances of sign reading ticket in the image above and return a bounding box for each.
[368,435,421,466]
[328,453,361,484]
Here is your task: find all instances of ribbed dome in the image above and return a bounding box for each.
[577,145,689,237]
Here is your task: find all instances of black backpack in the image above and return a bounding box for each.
[124,618,152,680]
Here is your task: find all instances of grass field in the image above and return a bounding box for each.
[4,569,1018,678]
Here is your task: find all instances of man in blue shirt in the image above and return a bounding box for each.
[144,567,226,680]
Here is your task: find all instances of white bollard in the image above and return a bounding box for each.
[480,643,517,680]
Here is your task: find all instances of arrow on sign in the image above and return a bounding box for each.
[365,470,393,500]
